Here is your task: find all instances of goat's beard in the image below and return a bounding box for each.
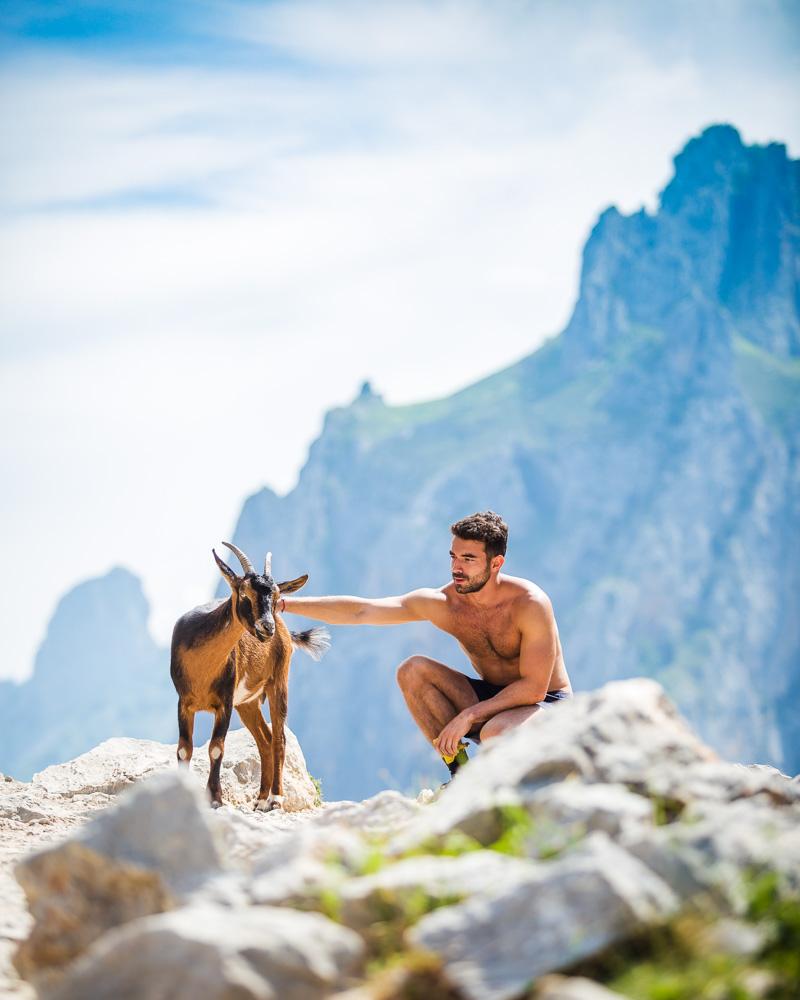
[453,560,491,594]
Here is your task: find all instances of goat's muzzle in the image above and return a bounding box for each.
[255,623,275,642]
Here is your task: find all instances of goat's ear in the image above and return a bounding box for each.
[276,574,309,595]
[213,548,240,589]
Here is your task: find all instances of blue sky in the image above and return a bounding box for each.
[1,0,799,681]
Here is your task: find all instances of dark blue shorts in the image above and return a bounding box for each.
[466,676,572,709]
[465,676,571,742]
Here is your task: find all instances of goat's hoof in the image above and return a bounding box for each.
[210,799,223,810]
[254,795,284,812]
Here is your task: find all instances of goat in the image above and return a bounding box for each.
[170,542,329,810]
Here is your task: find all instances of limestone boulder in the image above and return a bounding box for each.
[43,904,365,1000]
[408,834,679,1000]
[209,727,317,812]
[534,976,629,999]
[312,790,424,837]
[523,781,654,840]
[338,852,540,932]
[14,842,172,986]
[32,738,175,799]
[13,770,218,983]
[249,825,367,908]
[32,727,317,812]
[394,680,714,852]
[627,759,800,812]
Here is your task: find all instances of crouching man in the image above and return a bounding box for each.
[280,510,572,780]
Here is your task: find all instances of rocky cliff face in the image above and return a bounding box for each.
[228,124,800,799]
[2,682,798,1000]
[0,569,174,781]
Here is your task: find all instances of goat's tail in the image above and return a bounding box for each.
[290,627,331,661]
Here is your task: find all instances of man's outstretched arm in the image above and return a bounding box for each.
[281,589,439,625]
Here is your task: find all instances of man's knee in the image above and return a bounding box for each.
[396,654,428,691]
[479,716,505,742]
[480,705,541,742]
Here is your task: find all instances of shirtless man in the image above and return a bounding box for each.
[280,510,572,779]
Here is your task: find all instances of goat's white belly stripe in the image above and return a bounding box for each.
[233,677,260,706]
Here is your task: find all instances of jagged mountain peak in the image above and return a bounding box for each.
[566,123,799,363]
[660,123,748,214]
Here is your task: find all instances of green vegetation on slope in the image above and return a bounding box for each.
[734,336,800,437]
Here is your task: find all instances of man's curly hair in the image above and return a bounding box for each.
[450,510,508,560]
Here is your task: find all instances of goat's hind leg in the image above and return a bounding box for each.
[177,701,195,765]
[207,698,233,808]
[236,700,274,811]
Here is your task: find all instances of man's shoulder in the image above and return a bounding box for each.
[500,576,553,614]
[403,587,449,612]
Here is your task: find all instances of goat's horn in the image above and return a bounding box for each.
[264,551,272,576]
[221,541,255,575]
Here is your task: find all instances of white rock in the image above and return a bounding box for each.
[312,790,423,837]
[622,828,734,909]
[209,801,321,871]
[31,727,317,812]
[523,782,654,837]
[408,834,679,1000]
[32,738,174,798]
[697,918,769,958]
[339,851,540,930]
[675,798,800,891]
[13,770,218,982]
[638,760,800,809]
[249,826,367,907]
[74,769,223,892]
[534,975,629,999]
[43,904,365,1000]
[390,785,524,853]
[395,680,714,852]
[623,794,800,911]
[212,727,317,812]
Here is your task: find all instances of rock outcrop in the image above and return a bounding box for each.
[0,568,174,782]
[3,680,798,999]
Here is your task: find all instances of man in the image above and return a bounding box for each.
[280,510,572,779]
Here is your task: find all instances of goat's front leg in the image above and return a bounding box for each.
[207,693,233,808]
[262,683,288,811]
[236,700,274,810]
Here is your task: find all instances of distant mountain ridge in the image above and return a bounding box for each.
[0,568,175,780]
[228,124,800,798]
[2,124,797,797]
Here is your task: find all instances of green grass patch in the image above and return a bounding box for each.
[650,794,687,827]
[746,872,800,987]
[570,873,800,1000]
[364,887,465,965]
[359,949,461,1000]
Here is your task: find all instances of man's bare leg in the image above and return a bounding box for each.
[479,704,542,742]
[396,654,479,744]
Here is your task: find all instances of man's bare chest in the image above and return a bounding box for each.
[439,603,522,662]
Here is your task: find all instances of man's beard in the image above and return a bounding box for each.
[453,562,491,594]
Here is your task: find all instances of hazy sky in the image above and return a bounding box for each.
[1,0,798,682]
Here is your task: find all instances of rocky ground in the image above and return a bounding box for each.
[2,680,799,999]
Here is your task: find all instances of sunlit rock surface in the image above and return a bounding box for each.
[2,679,798,999]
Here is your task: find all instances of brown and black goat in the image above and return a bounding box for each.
[170,542,329,809]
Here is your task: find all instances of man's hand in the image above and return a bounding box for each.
[435,710,474,758]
